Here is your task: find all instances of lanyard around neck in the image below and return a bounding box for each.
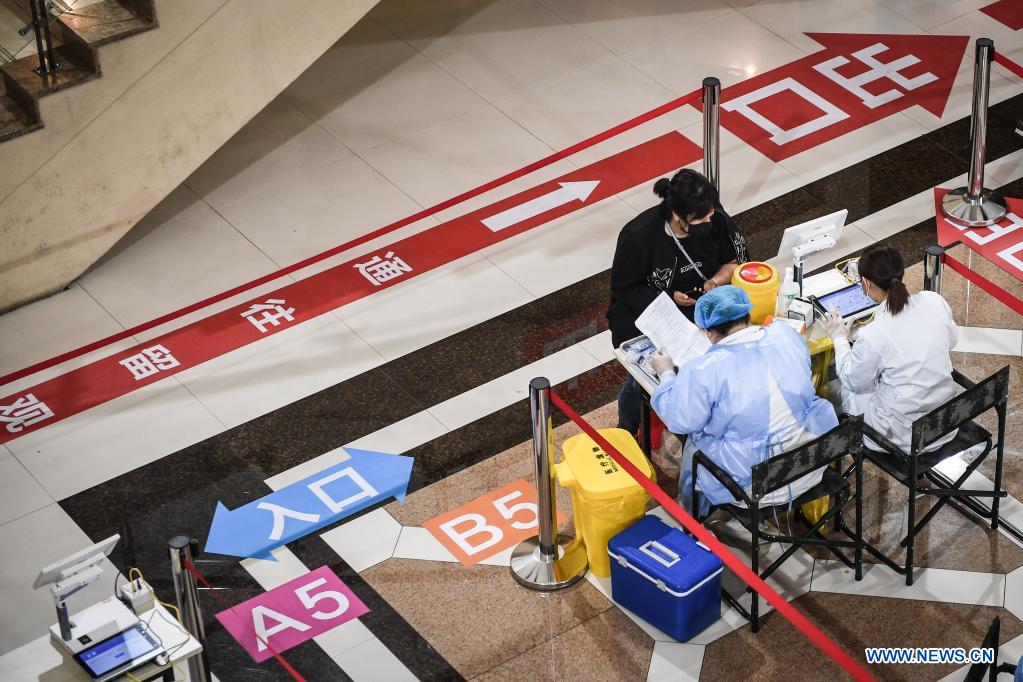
[665,221,707,281]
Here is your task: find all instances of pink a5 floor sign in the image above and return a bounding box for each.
[0,132,701,444]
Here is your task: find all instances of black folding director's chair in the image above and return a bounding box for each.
[860,367,1009,586]
[692,416,864,632]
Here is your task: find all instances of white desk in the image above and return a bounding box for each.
[0,602,202,681]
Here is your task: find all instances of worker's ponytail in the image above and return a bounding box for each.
[858,243,910,316]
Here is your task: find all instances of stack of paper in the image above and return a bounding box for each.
[635,292,710,367]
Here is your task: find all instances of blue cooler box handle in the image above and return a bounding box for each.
[639,540,681,568]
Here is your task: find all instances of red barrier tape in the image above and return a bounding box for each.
[548,391,876,682]
[994,52,1023,80]
[943,253,1023,317]
[0,89,702,388]
[183,560,306,682]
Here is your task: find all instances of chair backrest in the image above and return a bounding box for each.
[912,366,1009,453]
[750,416,862,501]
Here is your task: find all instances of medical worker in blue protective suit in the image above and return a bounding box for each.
[649,286,839,517]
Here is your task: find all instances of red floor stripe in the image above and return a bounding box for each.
[0,89,701,389]
[943,253,1023,316]
[549,391,877,681]
[0,133,701,445]
[983,0,1023,31]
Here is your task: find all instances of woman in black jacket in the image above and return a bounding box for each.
[608,169,749,435]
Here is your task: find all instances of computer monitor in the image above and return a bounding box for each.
[775,209,848,264]
[33,535,119,590]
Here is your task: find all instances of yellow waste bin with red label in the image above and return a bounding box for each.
[555,428,655,578]
[731,262,780,324]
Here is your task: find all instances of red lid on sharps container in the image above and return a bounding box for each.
[738,262,773,284]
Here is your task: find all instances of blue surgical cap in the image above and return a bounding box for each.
[695,285,754,329]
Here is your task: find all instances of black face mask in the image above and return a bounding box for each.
[684,220,713,238]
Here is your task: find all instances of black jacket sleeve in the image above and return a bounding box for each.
[610,228,659,317]
[716,206,751,263]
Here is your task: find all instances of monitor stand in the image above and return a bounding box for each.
[49,596,139,655]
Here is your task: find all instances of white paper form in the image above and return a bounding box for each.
[635,292,710,366]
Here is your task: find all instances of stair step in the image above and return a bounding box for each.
[0,80,40,142]
[59,0,155,47]
[2,43,97,100]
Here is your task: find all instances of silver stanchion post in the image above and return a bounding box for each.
[702,77,721,191]
[942,38,1007,227]
[168,536,212,681]
[511,378,587,590]
[923,245,945,292]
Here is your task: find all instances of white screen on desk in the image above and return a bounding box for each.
[817,284,877,317]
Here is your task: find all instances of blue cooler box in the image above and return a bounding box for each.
[607,515,723,641]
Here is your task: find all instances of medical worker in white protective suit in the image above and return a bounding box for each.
[650,286,839,517]
[822,243,964,454]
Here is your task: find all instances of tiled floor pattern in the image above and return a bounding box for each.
[3,0,1023,678]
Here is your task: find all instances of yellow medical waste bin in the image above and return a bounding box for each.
[555,428,655,578]
[731,262,780,324]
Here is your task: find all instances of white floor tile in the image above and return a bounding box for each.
[579,330,615,365]
[586,573,677,643]
[492,53,676,153]
[537,0,730,58]
[78,187,281,329]
[954,326,1023,356]
[1005,566,1023,622]
[373,0,614,102]
[0,445,51,527]
[811,559,1006,606]
[621,7,804,92]
[359,105,554,209]
[0,284,124,381]
[480,197,637,298]
[174,314,383,429]
[185,98,353,209]
[647,641,705,682]
[329,635,418,682]
[319,508,402,572]
[392,526,458,563]
[878,0,993,29]
[313,618,377,662]
[856,188,941,241]
[284,18,487,153]
[0,504,120,655]
[211,153,426,268]
[738,0,924,55]
[478,545,517,567]
[5,379,224,500]
[931,9,1023,64]
[241,545,310,589]
[778,113,930,185]
[334,253,534,361]
[427,343,609,431]
[344,411,450,458]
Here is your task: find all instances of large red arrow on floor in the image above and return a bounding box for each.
[706,33,969,161]
[0,132,701,444]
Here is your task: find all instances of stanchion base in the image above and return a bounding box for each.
[942,187,1008,227]
[510,536,587,591]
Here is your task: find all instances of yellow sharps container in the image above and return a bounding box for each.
[731,262,780,324]
[555,428,655,578]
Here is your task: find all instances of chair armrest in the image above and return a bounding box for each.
[692,451,754,507]
[952,369,976,389]
[862,422,911,460]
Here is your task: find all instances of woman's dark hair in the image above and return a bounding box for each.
[708,314,751,338]
[653,169,718,223]
[857,243,910,315]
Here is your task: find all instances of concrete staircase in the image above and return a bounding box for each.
[0,0,378,311]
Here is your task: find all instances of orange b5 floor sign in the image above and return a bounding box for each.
[423,478,566,567]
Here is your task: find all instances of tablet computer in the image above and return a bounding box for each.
[73,623,163,680]
[812,282,879,319]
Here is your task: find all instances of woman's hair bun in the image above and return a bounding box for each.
[653,177,671,199]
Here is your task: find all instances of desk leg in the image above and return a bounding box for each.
[640,396,652,457]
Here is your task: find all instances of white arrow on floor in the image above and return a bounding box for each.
[481,180,601,232]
